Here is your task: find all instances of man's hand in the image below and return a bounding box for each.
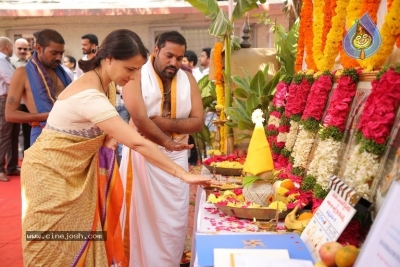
[164,139,193,152]
[149,115,168,131]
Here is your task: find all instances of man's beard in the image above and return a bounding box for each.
[82,49,91,55]
[160,66,178,78]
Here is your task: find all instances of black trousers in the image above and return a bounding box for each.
[20,104,31,155]
[188,135,198,166]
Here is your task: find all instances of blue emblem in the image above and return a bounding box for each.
[343,13,382,60]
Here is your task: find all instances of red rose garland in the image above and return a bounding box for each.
[267,77,292,169]
[290,72,333,184]
[304,68,360,200]
[343,64,400,198]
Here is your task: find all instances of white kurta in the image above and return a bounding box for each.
[120,59,192,267]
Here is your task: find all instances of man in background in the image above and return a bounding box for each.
[183,49,203,82]
[199,47,211,76]
[62,55,76,81]
[6,29,72,144]
[0,37,18,181]
[75,33,98,78]
[10,38,30,68]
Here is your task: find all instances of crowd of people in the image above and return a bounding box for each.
[0,28,217,266]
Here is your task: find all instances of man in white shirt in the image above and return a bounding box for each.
[199,47,211,76]
[0,37,18,182]
[182,50,203,82]
[75,33,98,78]
[10,38,29,69]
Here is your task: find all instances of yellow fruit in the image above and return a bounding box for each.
[280,179,295,190]
[298,212,313,221]
[276,187,289,196]
[335,245,359,267]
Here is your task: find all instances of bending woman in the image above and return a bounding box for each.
[20,29,214,267]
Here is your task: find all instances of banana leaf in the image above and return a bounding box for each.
[184,0,220,19]
[232,0,267,20]
[233,87,250,99]
[249,70,267,97]
[209,9,233,38]
[231,75,250,92]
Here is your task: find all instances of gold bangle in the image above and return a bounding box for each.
[178,169,184,183]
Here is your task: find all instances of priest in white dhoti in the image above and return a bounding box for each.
[119,31,205,267]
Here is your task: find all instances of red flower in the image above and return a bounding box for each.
[273,81,290,107]
[302,74,333,121]
[358,68,400,145]
[270,111,282,119]
[323,73,357,130]
[285,79,313,117]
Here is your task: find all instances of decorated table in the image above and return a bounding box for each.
[190,167,313,267]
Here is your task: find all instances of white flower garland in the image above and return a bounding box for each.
[267,115,281,128]
[342,144,380,198]
[291,125,317,169]
[308,138,342,190]
[284,120,299,150]
[277,132,287,143]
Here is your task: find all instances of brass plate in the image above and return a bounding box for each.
[216,205,290,220]
[204,164,243,176]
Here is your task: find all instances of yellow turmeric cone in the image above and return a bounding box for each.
[243,109,274,175]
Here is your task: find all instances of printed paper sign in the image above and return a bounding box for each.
[301,190,356,262]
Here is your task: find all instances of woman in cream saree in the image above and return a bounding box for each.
[21,29,213,267]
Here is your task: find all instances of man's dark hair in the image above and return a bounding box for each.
[156,31,186,51]
[36,29,65,49]
[33,31,41,40]
[184,50,198,66]
[81,34,99,46]
[202,47,211,59]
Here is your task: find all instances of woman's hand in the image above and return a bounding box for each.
[103,134,118,150]
[180,172,221,187]
[164,139,193,152]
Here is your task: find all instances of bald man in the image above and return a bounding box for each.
[10,38,30,69]
[0,37,19,182]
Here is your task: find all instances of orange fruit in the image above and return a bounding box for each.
[280,179,295,190]
[335,245,359,267]
[298,212,313,221]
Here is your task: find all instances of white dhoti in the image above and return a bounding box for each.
[120,57,192,267]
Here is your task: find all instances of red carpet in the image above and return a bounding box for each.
[0,174,23,266]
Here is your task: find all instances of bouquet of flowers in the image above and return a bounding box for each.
[342,64,400,199]
[278,74,314,167]
[303,68,360,198]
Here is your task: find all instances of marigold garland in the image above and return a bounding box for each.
[213,41,226,153]
[295,0,307,72]
[312,0,325,65]
[387,0,400,48]
[213,42,224,85]
[322,0,336,50]
[302,0,317,71]
[316,0,350,71]
[360,0,381,24]
[358,0,400,71]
